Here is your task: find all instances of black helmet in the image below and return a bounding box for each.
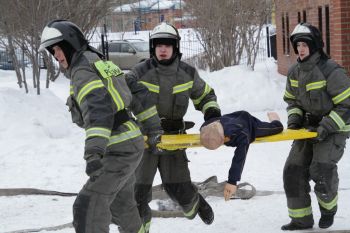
[39,19,88,53]
[290,22,324,54]
[149,22,181,57]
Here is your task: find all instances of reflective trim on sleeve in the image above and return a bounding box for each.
[173,81,193,94]
[288,108,303,117]
[332,87,350,105]
[290,79,299,87]
[202,101,220,113]
[135,105,158,122]
[107,121,142,146]
[288,206,312,218]
[284,90,296,99]
[70,85,74,95]
[138,81,160,93]
[306,80,326,91]
[86,127,111,140]
[77,80,105,105]
[317,194,338,211]
[144,221,151,233]
[329,111,346,129]
[193,83,212,105]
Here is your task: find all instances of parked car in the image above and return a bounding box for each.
[101,39,150,70]
[0,50,28,70]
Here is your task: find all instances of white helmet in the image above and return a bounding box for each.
[149,22,181,56]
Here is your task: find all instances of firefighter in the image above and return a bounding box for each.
[125,22,221,232]
[39,19,160,233]
[282,22,350,230]
[200,111,283,201]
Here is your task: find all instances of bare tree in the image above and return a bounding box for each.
[186,0,273,71]
[0,0,116,94]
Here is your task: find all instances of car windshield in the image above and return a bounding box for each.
[131,42,149,52]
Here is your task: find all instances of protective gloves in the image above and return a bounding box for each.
[308,125,329,143]
[287,122,302,130]
[85,154,103,181]
[204,108,221,121]
[287,114,303,129]
[147,129,164,154]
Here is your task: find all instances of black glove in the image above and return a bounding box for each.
[308,126,329,143]
[287,122,302,129]
[85,154,103,180]
[147,130,164,154]
[204,108,221,121]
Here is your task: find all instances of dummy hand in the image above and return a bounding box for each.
[224,183,238,201]
[147,130,164,154]
[85,154,103,180]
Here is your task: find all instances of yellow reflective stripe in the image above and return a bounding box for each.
[144,221,151,233]
[329,111,345,129]
[306,80,326,91]
[332,87,350,104]
[77,80,105,105]
[86,127,111,139]
[284,90,295,99]
[202,101,219,113]
[124,120,137,130]
[317,194,338,210]
[70,85,74,95]
[290,79,298,87]
[106,75,124,111]
[288,206,312,218]
[339,125,350,132]
[193,83,212,105]
[94,60,123,79]
[137,224,145,233]
[136,105,157,122]
[183,198,199,218]
[107,121,141,146]
[173,81,193,94]
[139,81,159,93]
[288,108,303,117]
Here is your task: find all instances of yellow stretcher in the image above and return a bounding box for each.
[146,129,317,150]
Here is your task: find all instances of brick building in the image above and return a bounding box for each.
[275,0,350,75]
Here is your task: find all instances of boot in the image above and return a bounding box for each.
[319,204,337,229]
[197,195,214,225]
[281,221,313,231]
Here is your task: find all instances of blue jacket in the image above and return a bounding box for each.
[201,111,283,185]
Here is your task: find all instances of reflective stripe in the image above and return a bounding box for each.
[339,125,350,132]
[137,224,146,233]
[202,101,219,113]
[332,87,350,104]
[70,85,74,95]
[139,81,160,93]
[329,111,345,129]
[288,108,303,117]
[284,90,295,99]
[193,83,212,105]
[306,80,326,91]
[144,221,151,233]
[86,127,111,139]
[290,79,298,87]
[77,80,105,105]
[317,194,338,210]
[288,206,312,218]
[183,198,199,218]
[173,81,193,94]
[136,105,158,122]
[107,121,142,146]
[94,61,125,111]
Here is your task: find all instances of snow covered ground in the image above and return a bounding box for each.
[0,58,349,233]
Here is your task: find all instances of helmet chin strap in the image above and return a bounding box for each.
[156,52,178,65]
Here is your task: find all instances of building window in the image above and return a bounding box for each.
[298,12,301,23]
[282,14,286,54]
[303,10,307,22]
[286,13,290,54]
[325,5,330,55]
[318,6,323,34]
